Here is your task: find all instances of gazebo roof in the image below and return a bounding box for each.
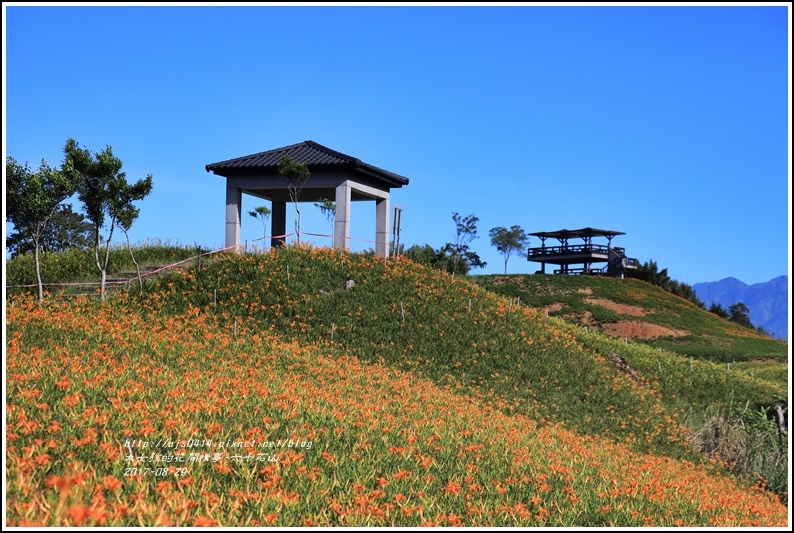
[529,227,626,240]
[205,140,409,188]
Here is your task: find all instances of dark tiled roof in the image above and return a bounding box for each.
[529,228,626,240]
[206,140,408,187]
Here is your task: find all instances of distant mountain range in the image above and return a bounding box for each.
[692,276,788,340]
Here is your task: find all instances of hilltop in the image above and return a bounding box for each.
[471,273,787,365]
[4,245,788,526]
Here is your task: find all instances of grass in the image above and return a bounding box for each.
[5,239,203,298]
[472,272,789,501]
[4,244,789,526]
[471,273,788,365]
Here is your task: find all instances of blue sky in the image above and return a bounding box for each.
[3,3,791,286]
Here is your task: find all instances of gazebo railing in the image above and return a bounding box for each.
[528,243,620,257]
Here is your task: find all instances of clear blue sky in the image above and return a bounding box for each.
[3,3,791,286]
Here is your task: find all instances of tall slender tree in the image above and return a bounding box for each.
[278,155,310,243]
[6,156,78,301]
[249,205,271,251]
[116,201,146,291]
[314,197,336,242]
[442,212,486,275]
[63,138,153,301]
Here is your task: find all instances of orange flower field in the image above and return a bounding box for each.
[5,246,789,526]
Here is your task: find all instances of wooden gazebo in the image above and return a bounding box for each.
[206,141,409,257]
[527,227,638,277]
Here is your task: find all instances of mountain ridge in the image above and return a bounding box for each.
[692,275,788,340]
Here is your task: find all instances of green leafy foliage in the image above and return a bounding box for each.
[627,259,704,308]
[441,212,486,275]
[62,138,154,300]
[6,203,92,258]
[278,155,311,242]
[6,155,79,300]
[489,225,529,274]
[729,302,753,329]
[249,205,272,246]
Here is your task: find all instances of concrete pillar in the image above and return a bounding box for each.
[225,185,241,250]
[334,182,351,250]
[376,196,390,258]
[271,201,287,249]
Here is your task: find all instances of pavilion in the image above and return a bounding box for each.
[527,227,639,277]
[206,141,409,257]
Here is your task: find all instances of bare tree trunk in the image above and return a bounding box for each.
[101,224,115,301]
[295,204,302,243]
[93,229,104,300]
[34,236,43,302]
[33,214,55,302]
[124,230,143,290]
[94,224,115,301]
[93,237,104,301]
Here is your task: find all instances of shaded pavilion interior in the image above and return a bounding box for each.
[206,141,409,257]
[527,227,638,277]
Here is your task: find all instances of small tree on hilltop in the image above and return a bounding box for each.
[278,155,310,243]
[314,197,336,246]
[709,303,729,319]
[489,225,530,274]
[63,138,153,301]
[403,244,438,268]
[249,205,271,251]
[115,177,152,292]
[6,156,78,301]
[728,302,753,329]
[442,212,486,275]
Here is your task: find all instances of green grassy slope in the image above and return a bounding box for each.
[471,273,788,366]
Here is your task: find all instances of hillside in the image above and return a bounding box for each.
[4,245,789,526]
[470,273,788,368]
[693,275,789,340]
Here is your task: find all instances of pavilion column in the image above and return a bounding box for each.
[334,182,351,250]
[225,185,242,251]
[376,196,390,258]
[271,201,287,249]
